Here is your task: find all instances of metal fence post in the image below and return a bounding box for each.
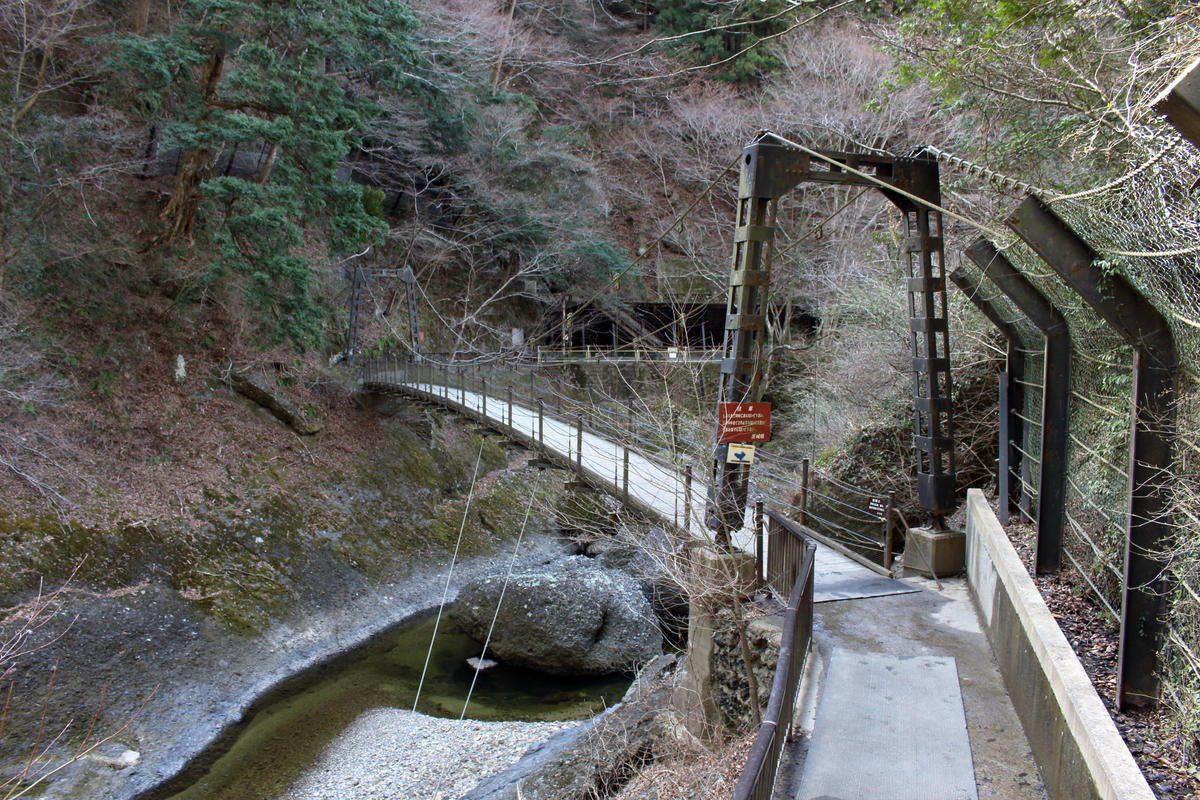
[683,465,693,535]
[966,239,1072,563]
[949,265,1027,526]
[883,494,896,570]
[1008,196,1177,709]
[622,445,630,504]
[576,413,583,470]
[538,399,544,444]
[507,383,513,428]
[754,501,765,586]
[481,377,487,420]
[799,458,810,526]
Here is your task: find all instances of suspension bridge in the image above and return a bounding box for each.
[357,356,1149,800]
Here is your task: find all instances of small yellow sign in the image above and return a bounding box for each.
[726,443,756,465]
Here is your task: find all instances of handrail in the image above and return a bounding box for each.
[360,353,897,569]
[359,356,819,800]
[733,510,817,800]
[534,345,721,364]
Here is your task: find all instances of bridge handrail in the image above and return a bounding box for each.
[361,354,704,484]
[733,509,817,800]
[359,355,823,800]
[533,345,721,364]
[359,353,898,569]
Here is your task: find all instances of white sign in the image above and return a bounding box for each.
[726,443,756,465]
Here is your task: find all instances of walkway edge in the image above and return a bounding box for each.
[963,489,1154,800]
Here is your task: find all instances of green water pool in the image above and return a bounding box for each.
[162,612,631,800]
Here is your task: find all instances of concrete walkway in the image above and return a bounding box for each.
[379,379,1047,800]
[783,577,1048,800]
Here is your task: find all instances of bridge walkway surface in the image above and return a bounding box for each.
[366,375,1047,800]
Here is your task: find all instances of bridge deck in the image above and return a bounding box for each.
[367,376,1046,799]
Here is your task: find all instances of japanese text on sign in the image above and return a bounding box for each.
[718,402,772,443]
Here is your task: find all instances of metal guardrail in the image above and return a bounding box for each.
[360,355,704,534]
[534,345,721,364]
[734,510,816,800]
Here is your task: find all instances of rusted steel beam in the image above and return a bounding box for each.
[709,142,806,547]
[948,267,1024,526]
[965,240,1072,575]
[1153,55,1200,150]
[1007,196,1177,709]
[894,154,957,519]
[712,139,958,536]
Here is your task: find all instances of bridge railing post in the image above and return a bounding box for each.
[622,445,630,505]
[799,458,810,526]
[576,413,583,470]
[883,493,896,570]
[683,465,693,535]
[755,500,765,585]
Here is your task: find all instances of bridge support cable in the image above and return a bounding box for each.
[412,442,485,713]
[948,267,1026,526]
[1007,196,1178,709]
[963,240,1073,575]
[460,473,542,720]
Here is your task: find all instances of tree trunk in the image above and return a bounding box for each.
[132,0,151,35]
[491,0,518,90]
[158,51,224,243]
[254,142,277,184]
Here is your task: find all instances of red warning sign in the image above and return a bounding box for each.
[718,402,772,443]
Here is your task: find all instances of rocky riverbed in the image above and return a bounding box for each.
[274,711,575,800]
[5,534,571,800]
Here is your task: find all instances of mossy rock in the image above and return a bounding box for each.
[554,487,617,539]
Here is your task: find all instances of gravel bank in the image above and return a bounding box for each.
[275,710,575,800]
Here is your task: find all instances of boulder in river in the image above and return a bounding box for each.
[451,556,662,676]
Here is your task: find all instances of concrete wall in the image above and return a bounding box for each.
[963,489,1154,800]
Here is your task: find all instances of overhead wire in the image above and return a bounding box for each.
[412,442,485,713]
[460,473,542,720]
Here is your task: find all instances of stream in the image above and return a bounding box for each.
[158,610,632,799]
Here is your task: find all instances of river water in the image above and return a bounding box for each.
[162,611,631,799]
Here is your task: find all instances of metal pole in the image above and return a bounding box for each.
[799,458,810,526]
[576,413,583,470]
[754,501,765,585]
[622,446,630,504]
[966,242,1073,561]
[624,398,632,503]
[883,494,895,570]
[1007,196,1177,709]
[508,383,513,429]
[684,466,693,535]
[949,266,1027,526]
[538,399,544,445]
[481,377,487,420]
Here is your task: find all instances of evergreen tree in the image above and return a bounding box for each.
[655,0,798,83]
[115,0,420,345]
